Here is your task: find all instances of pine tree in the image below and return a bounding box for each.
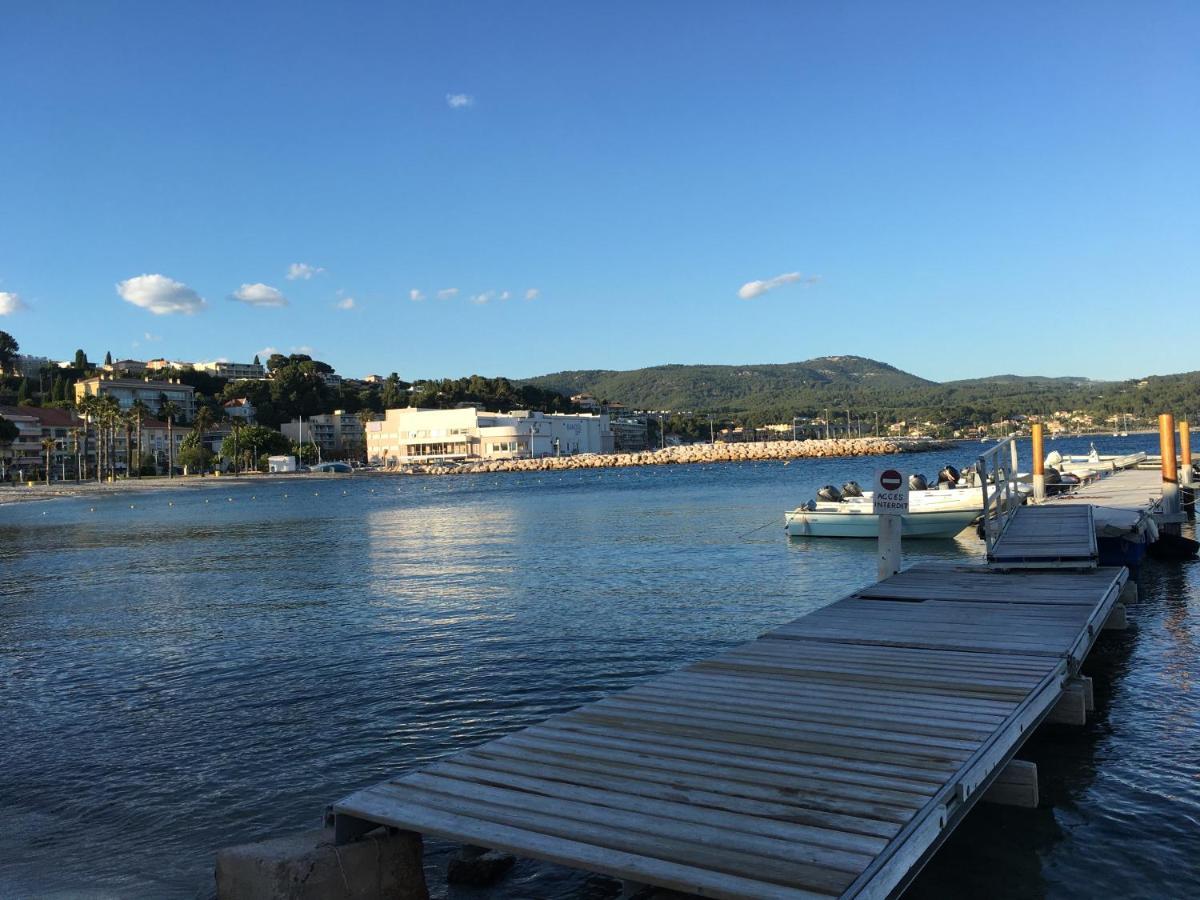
[74,349,88,369]
[253,354,261,366]
[17,379,30,405]
[104,350,113,366]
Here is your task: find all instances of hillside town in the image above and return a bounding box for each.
[0,335,1166,484]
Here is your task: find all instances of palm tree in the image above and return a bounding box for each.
[70,426,83,482]
[76,394,98,481]
[228,417,245,475]
[357,409,376,465]
[41,436,57,485]
[121,410,136,478]
[99,396,120,481]
[130,399,150,478]
[159,399,181,478]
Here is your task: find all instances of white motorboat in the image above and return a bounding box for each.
[785,485,988,539]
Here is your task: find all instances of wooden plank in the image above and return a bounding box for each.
[529,721,949,793]
[335,787,833,900]
[438,745,904,840]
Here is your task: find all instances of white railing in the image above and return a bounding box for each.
[978,436,1023,555]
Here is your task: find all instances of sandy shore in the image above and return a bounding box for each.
[0,473,282,507]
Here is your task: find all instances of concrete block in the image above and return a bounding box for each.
[446,845,516,886]
[216,826,428,900]
[980,759,1039,808]
[1104,602,1128,631]
[1046,681,1087,726]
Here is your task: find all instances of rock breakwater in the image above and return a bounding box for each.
[396,437,957,476]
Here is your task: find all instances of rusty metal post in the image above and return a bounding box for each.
[1160,413,1180,535]
[1031,423,1045,503]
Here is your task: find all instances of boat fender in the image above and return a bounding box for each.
[816,485,843,503]
[908,474,928,491]
[841,481,863,498]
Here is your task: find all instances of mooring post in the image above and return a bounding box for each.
[1180,420,1194,518]
[1159,413,1180,536]
[878,513,902,581]
[874,467,907,581]
[1031,423,1045,503]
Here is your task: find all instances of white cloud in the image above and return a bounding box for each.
[116,274,206,315]
[336,296,356,310]
[446,93,474,109]
[498,290,511,301]
[409,289,425,302]
[230,282,288,307]
[286,262,324,281]
[737,271,819,300]
[471,291,496,305]
[291,345,316,355]
[144,331,162,342]
[257,346,278,359]
[436,288,459,300]
[524,288,540,301]
[0,291,27,315]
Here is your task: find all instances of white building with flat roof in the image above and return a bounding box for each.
[195,360,266,380]
[365,407,612,465]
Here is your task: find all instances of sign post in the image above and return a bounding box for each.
[874,468,910,580]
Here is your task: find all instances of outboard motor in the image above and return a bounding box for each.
[1045,450,1063,469]
[1044,467,1065,495]
[816,485,843,503]
[908,474,928,492]
[841,481,863,498]
[937,465,961,488]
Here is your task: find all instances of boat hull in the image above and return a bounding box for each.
[785,508,979,539]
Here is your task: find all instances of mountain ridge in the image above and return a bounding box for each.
[518,356,1195,427]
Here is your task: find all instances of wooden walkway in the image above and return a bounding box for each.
[333,563,1127,900]
[1047,467,1168,517]
[987,504,1098,569]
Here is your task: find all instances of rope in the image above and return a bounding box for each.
[739,517,782,539]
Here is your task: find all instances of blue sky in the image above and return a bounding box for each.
[1,2,1197,382]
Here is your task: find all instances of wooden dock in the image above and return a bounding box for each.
[1047,466,1171,519]
[987,504,1098,569]
[333,563,1128,900]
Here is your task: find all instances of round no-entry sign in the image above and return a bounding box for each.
[880,469,903,491]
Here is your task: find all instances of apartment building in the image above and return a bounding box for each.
[73,375,197,422]
[280,411,366,456]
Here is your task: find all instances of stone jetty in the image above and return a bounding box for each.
[394,437,956,476]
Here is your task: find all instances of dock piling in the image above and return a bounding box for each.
[1180,420,1194,518]
[1159,413,1181,535]
[1031,423,1045,503]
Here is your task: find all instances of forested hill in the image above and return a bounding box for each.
[519,357,1200,426]
[521,357,933,416]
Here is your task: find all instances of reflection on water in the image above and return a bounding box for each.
[0,437,1197,898]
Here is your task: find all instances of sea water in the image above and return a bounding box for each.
[1,437,1196,898]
